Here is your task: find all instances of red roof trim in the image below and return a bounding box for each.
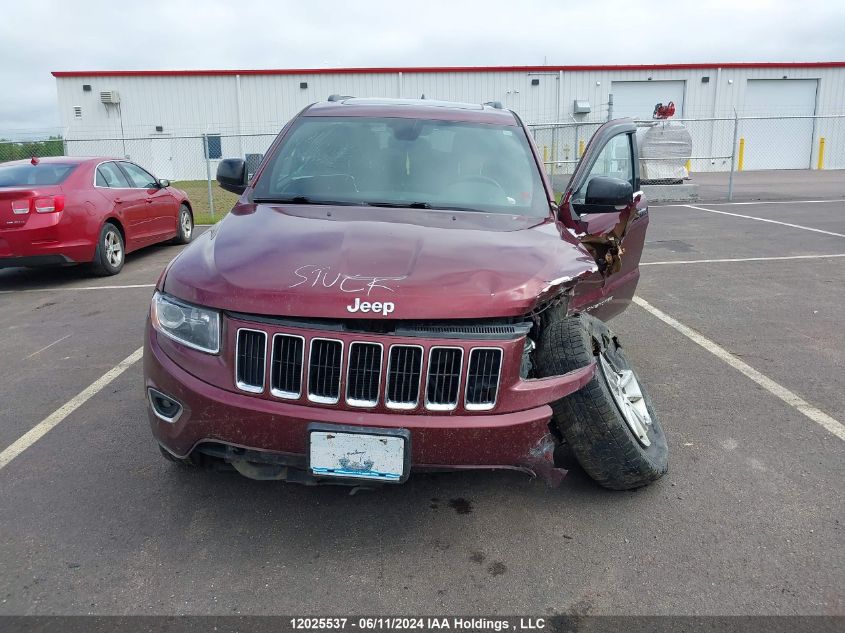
[51,62,845,78]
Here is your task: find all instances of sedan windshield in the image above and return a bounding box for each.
[0,163,77,187]
[252,116,549,216]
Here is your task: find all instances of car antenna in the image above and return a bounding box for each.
[483,101,503,109]
[327,94,354,102]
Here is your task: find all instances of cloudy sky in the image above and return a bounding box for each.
[1,0,843,133]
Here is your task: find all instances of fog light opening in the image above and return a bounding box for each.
[148,388,183,423]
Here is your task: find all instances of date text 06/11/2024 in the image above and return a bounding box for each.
[289,618,547,631]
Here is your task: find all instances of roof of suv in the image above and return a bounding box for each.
[304,97,519,125]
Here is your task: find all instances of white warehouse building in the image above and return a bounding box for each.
[53,62,845,180]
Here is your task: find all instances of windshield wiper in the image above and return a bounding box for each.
[366,201,432,209]
[252,196,358,206]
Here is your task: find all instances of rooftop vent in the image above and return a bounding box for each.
[100,91,120,104]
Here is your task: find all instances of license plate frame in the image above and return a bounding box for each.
[307,423,411,484]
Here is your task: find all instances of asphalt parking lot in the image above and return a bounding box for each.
[0,200,842,616]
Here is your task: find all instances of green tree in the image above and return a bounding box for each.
[0,136,64,163]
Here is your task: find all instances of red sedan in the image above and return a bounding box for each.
[0,156,194,275]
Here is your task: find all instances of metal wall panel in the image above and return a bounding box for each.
[54,65,845,176]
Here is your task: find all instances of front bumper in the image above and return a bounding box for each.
[144,325,594,479]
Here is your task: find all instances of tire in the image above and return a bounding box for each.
[172,204,193,245]
[533,312,668,490]
[90,222,125,276]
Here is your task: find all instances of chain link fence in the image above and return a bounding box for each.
[529,114,845,200]
[2,115,843,214]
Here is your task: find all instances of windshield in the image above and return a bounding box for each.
[252,116,549,216]
[0,162,77,187]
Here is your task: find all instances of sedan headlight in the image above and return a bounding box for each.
[151,291,220,354]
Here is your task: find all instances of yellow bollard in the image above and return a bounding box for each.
[551,143,556,176]
[543,146,548,163]
[578,139,585,158]
[738,137,745,172]
[817,137,826,170]
[685,159,691,174]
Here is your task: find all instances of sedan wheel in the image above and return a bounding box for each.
[90,223,125,276]
[172,204,194,245]
[104,229,123,268]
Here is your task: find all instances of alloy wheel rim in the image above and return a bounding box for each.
[599,351,652,447]
[105,231,122,267]
[181,211,192,238]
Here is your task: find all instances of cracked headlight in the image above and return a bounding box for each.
[151,291,220,354]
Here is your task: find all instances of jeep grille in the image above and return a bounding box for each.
[234,329,503,412]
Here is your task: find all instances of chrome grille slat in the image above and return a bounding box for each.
[465,348,502,410]
[386,345,423,409]
[308,338,343,404]
[346,342,382,407]
[235,329,266,393]
[425,347,463,411]
[270,334,304,399]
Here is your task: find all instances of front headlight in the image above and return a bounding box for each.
[151,291,220,354]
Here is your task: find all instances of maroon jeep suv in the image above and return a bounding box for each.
[144,97,668,490]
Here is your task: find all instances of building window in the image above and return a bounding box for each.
[205,134,222,159]
[73,106,82,118]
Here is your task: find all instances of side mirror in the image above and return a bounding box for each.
[157,178,170,188]
[216,158,247,194]
[582,176,633,212]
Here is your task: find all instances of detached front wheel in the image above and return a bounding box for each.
[533,313,668,490]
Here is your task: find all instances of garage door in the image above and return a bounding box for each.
[610,80,686,119]
[741,79,818,170]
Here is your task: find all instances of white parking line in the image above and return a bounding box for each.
[0,347,144,471]
[642,253,845,266]
[697,199,844,207]
[684,204,845,238]
[633,296,845,443]
[24,334,72,359]
[0,284,155,295]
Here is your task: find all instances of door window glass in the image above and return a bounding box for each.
[119,162,157,189]
[572,134,633,203]
[97,162,131,188]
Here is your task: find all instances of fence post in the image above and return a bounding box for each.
[727,111,739,201]
[203,133,215,219]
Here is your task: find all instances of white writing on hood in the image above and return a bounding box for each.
[290,265,406,296]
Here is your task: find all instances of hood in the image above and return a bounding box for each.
[163,203,598,320]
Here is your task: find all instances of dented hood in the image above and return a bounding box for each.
[162,203,598,319]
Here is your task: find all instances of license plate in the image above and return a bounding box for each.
[308,423,410,483]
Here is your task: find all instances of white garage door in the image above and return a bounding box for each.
[610,81,686,119]
[741,79,818,170]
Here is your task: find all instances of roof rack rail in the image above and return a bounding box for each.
[483,101,503,109]
[327,94,354,102]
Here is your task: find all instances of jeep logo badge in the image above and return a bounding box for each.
[346,297,395,316]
